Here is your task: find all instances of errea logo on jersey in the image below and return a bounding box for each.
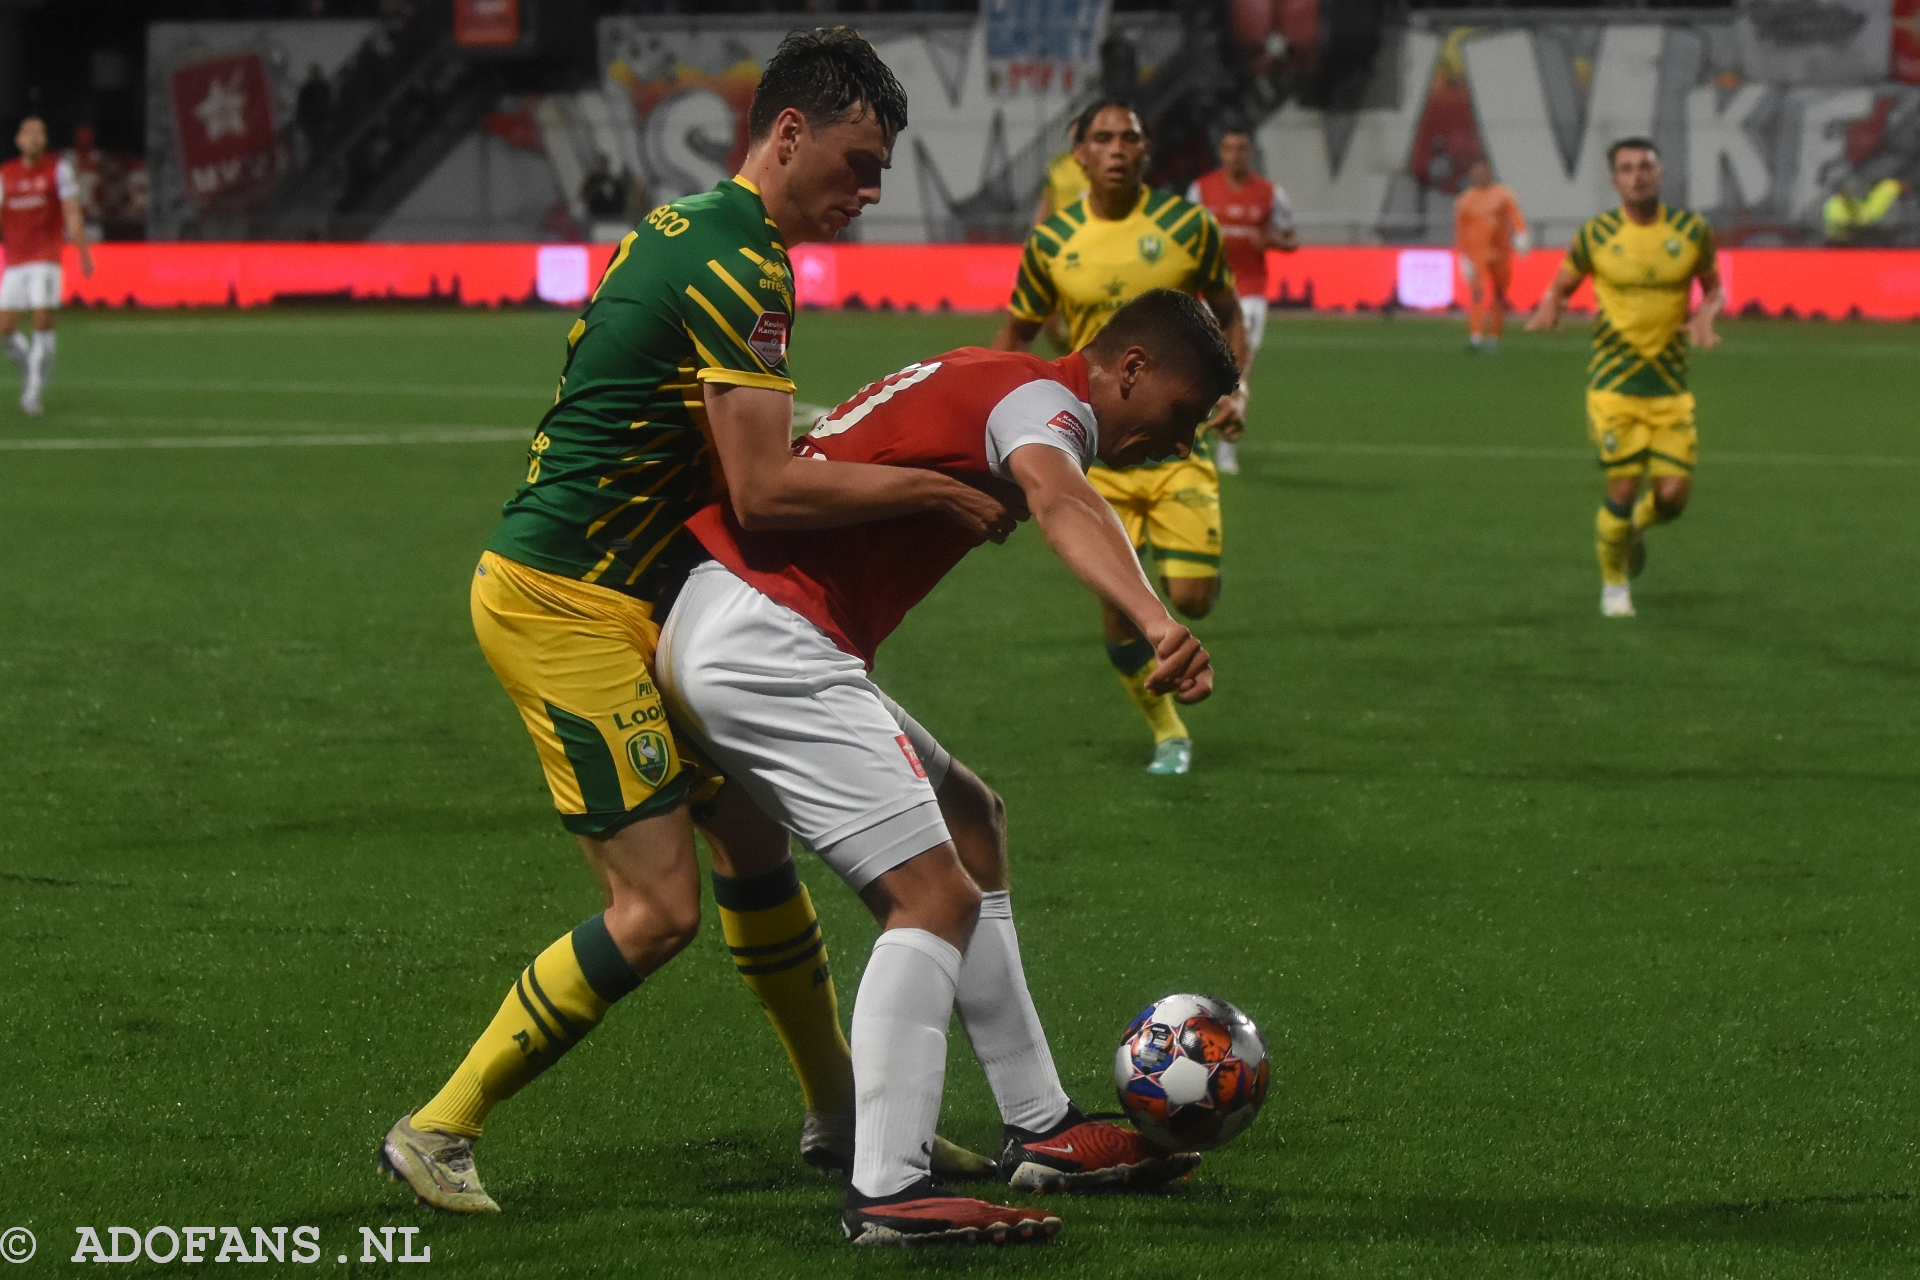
[747,312,789,367]
[1046,409,1092,452]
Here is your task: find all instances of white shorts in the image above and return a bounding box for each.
[656,561,954,892]
[0,262,62,311]
[1238,295,1267,353]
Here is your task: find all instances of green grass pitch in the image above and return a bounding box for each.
[1,306,1916,1277]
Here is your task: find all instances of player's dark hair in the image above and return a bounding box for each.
[748,27,908,141]
[1087,289,1240,400]
[1607,136,1659,167]
[1072,98,1146,144]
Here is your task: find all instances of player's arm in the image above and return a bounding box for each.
[991,231,1059,352]
[1198,280,1250,440]
[990,314,1043,352]
[59,161,93,278]
[705,383,1017,540]
[1267,186,1300,252]
[1007,443,1212,703]
[1526,261,1585,331]
[1508,194,1531,255]
[1687,234,1724,351]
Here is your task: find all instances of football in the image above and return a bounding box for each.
[1113,993,1270,1151]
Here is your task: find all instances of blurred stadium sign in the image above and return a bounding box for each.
[1737,0,1891,85]
[168,52,282,210]
[1395,249,1454,310]
[535,244,590,305]
[984,0,1113,96]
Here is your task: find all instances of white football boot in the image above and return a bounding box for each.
[1601,584,1635,618]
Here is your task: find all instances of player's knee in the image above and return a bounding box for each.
[603,891,701,961]
[1166,577,1218,619]
[1654,482,1690,519]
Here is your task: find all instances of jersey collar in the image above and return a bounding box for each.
[1051,351,1092,402]
[1086,185,1150,223]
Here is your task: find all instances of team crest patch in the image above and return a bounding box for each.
[1137,232,1164,263]
[1046,408,1092,452]
[1664,238,1682,257]
[895,734,928,780]
[626,730,672,788]
[747,311,789,367]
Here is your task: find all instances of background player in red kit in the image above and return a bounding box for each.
[2,117,94,415]
[1188,127,1295,474]
[656,289,1239,1246]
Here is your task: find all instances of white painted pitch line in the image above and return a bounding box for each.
[60,377,540,399]
[0,428,529,451]
[1241,440,1920,467]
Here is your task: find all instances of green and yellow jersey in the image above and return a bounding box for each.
[1566,204,1715,397]
[488,175,796,599]
[1040,151,1088,221]
[1010,186,1234,352]
[1009,187,1234,468]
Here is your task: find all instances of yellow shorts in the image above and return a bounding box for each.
[471,550,689,836]
[1087,456,1222,580]
[1586,389,1698,479]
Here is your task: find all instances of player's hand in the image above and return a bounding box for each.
[933,476,1020,544]
[1143,623,1212,704]
[1525,300,1559,332]
[1687,313,1720,350]
[80,249,95,279]
[1201,385,1248,439]
[1459,257,1477,284]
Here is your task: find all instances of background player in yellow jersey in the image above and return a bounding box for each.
[1031,131,1088,352]
[1528,137,1722,619]
[991,99,1247,775]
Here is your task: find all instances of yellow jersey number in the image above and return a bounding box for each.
[526,430,552,483]
[647,205,691,237]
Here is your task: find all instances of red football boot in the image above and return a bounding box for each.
[842,1178,1061,1246]
[999,1106,1202,1192]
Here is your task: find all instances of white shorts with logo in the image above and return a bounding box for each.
[1238,295,1267,354]
[655,560,954,892]
[0,262,63,311]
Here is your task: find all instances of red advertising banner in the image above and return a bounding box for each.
[454,0,522,50]
[17,243,1920,322]
[168,52,282,210]
[1895,0,1920,83]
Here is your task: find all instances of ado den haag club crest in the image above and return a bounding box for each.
[626,730,671,788]
[1137,232,1164,264]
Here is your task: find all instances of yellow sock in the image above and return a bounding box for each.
[1106,637,1188,744]
[1632,488,1670,530]
[713,862,854,1116]
[1595,501,1633,588]
[412,915,638,1138]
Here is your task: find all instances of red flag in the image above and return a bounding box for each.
[169,52,281,209]
[1896,0,1920,83]
[455,0,521,49]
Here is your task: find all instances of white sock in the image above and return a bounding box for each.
[955,891,1071,1133]
[3,332,25,374]
[26,330,55,393]
[850,928,962,1198]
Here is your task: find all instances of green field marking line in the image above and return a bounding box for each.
[1243,440,1920,467]
[0,428,529,451]
[60,376,538,399]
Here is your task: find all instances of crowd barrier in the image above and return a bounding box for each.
[16,241,1920,321]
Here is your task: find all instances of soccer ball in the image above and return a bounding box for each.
[1113,993,1269,1151]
